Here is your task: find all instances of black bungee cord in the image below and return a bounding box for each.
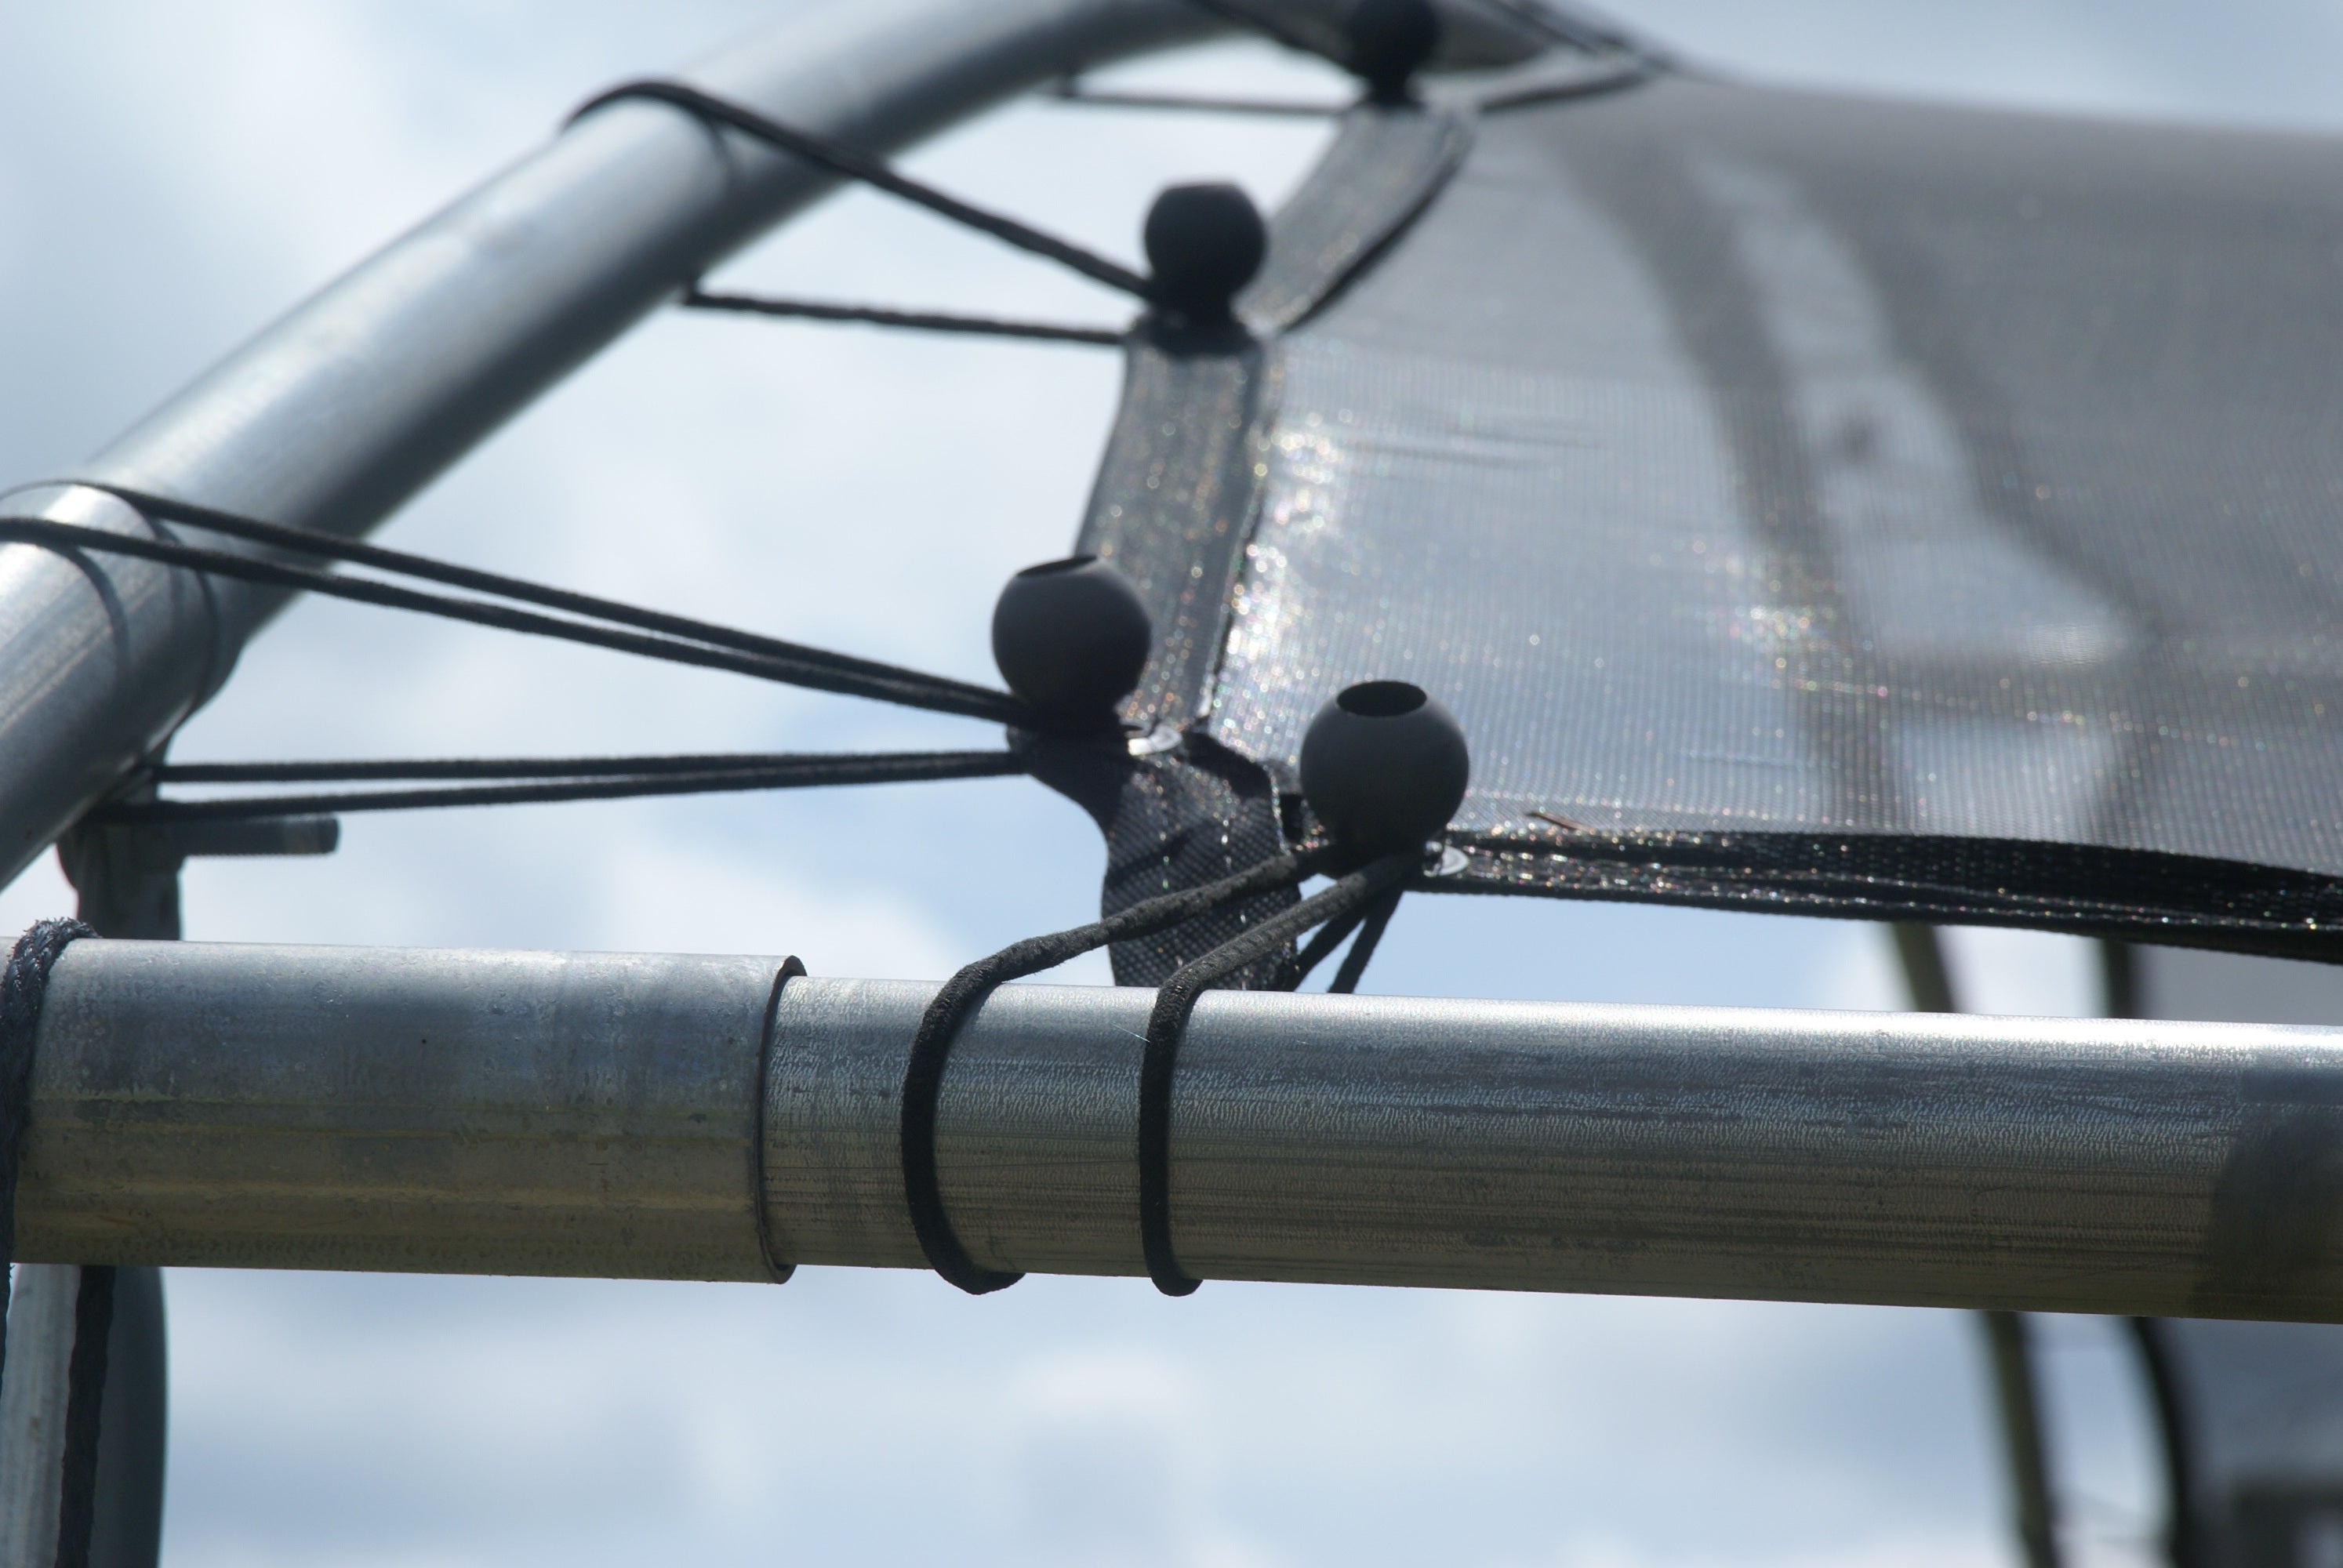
[0,175,1279,823]
[617,2,1452,347]
[1044,78,1348,118]
[680,286,1125,347]
[900,846,1337,1294]
[0,484,1043,823]
[1132,846,1424,1293]
[0,920,104,1568]
[570,79,1153,300]
[901,559,1475,1301]
[0,484,1029,724]
[93,750,1023,823]
[10,39,1469,1345]
[0,920,93,1383]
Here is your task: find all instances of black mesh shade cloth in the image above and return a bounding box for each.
[1083,71,2343,962]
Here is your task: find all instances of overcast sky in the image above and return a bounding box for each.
[6,2,2341,1564]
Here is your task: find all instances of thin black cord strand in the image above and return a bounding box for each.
[572,81,1153,301]
[1289,895,1374,985]
[1046,80,1346,118]
[1138,852,1419,1294]
[0,512,1027,726]
[32,482,1025,722]
[903,847,1333,1294]
[683,286,1124,346]
[154,751,973,783]
[100,751,1021,823]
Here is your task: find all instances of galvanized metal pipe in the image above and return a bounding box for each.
[16,939,2343,1321]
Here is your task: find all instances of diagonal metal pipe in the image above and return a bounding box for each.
[16,938,2343,1322]
[0,0,1233,889]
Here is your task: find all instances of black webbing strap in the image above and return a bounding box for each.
[902,848,1330,1294]
[0,919,92,1393]
[1137,852,1418,1294]
[0,484,1027,725]
[571,80,1153,301]
[1450,827,2343,965]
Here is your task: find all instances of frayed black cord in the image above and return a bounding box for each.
[1137,852,1419,1294]
[0,920,93,1393]
[97,751,1022,823]
[573,81,1153,301]
[0,501,1027,726]
[683,286,1124,346]
[903,847,1335,1294]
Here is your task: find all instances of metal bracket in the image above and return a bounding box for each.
[56,806,337,942]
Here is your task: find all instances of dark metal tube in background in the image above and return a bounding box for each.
[1982,1310,2063,1568]
[15,940,2343,1320]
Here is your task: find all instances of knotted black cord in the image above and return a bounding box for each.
[98,750,1021,823]
[903,846,1335,1294]
[0,500,1028,726]
[0,919,92,1398]
[1137,851,1419,1294]
[572,80,1153,302]
[681,286,1124,346]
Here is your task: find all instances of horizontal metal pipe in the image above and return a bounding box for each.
[18,940,2343,1321]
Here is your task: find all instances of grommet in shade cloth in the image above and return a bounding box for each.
[990,556,1152,735]
[1142,183,1267,328]
[1299,680,1471,855]
[1349,0,1440,105]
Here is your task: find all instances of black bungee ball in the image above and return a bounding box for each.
[1299,680,1471,856]
[1142,182,1267,327]
[1349,0,1440,104]
[991,556,1153,734]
